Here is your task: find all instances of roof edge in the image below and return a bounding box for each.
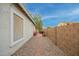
[15,3,35,26]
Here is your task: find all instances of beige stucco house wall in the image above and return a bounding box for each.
[0,3,36,56]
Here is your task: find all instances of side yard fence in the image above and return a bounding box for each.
[43,23,79,56]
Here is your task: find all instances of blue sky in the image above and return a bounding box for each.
[24,3,79,27]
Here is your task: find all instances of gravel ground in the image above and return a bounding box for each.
[12,33,65,56]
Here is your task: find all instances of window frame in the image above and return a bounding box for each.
[10,8,24,47]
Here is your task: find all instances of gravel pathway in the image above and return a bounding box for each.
[13,34,65,56]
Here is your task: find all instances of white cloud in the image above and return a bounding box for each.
[66,8,79,16]
[71,9,79,14]
[42,15,59,20]
[46,4,55,7]
[34,7,79,21]
[42,8,79,20]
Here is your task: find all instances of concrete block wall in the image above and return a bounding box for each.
[44,23,79,55]
[43,28,57,45]
[57,23,79,55]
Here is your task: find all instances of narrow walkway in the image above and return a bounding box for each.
[13,33,65,56]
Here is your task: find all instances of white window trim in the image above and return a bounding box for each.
[10,8,24,47]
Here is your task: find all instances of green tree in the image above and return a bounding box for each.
[33,15,43,32]
[47,26,52,29]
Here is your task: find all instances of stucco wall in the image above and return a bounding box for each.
[0,4,11,56]
[44,23,79,55]
[9,4,35,55]
[0,4,35,55]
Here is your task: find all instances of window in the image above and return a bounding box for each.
[13,13,23,42]
[10,8,24,47]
